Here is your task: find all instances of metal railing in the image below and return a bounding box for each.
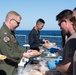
[16,35,27,46]
[16,34,62,48]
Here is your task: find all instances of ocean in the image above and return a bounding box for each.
[15,30,62,49]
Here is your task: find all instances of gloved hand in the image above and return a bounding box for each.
[48,48,58,53]
[54,56,63,65]
[58,56,63,59]
[47,61,56,70]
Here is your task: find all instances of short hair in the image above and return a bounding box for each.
[56,9,73,22]
[70,16,76,26]
[36,18,45,25]
[73,7,76,11]
[5,11,22,21]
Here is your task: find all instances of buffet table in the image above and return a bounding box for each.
[17,53,58,75]
[17,45,60,75]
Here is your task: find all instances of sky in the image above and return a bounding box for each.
[0,0,76,30]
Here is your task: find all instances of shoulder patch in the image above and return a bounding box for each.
[3,36,10,42]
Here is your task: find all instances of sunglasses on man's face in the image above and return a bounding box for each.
[58,20,66,26]
[11,19,20,25]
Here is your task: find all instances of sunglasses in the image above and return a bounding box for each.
[58,20,66,26]
[11,19,20,25]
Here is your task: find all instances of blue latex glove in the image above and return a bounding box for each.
[58,56,63,59]
[48,48,58,53]
[47,61,56,70]
[54,56,63,65]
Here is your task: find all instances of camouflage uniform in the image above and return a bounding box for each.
[0,23,25,75]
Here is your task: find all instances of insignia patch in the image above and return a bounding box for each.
[3,36,10,42]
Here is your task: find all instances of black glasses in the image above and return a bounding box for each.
[11,19,20,25]
[58,20,66,26]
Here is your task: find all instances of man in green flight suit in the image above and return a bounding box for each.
[0,11,37,75]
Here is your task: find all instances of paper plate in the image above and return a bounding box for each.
[0,55,7,60]
[44,53,58,58]
[31,54,41,59]
[30,51,41,58]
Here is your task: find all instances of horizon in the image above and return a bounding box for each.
[0,0,76,30]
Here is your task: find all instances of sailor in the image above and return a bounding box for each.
[0,11,37,75]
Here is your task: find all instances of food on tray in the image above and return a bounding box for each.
[48,60,53,62]
[0,55,7,60]
[32,51,41,55]
[43,42,56,49]
[29,69,43,75]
